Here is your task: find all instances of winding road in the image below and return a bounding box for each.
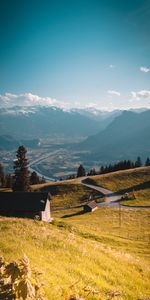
[80,179,150,209]
[81,180,123,208]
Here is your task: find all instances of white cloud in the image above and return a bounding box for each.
[5,93,18,99]
[0,92,69,109]
[1,91,150,112]
[107,90,121,96]
[85,102,98,108]
[140,66,150,73]
[131,90,150,101]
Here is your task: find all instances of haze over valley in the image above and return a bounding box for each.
[0,99,150,179]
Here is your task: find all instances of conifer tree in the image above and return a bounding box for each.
[77,164,86,177]
[145,157,150,166]
[88,168,97,176]
[135,156,142,168]
[100,165,104,174]
[12,145,30,192]
[126,160,132,169]
[30,171,40,185]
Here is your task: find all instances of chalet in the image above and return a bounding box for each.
[83,200,98,213]
[0,192,52,222]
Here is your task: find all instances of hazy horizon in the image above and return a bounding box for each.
[0,91,150,112]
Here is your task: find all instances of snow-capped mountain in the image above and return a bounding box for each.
[0,105,108,139]
[0,92,148,141]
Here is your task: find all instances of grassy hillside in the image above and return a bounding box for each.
[0,206,150,299]
[32,180,102,210]
[1,180,103,210]
[86,166,150,206]
[0,167,150,299]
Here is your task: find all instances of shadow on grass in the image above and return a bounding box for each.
[62,209,86,218]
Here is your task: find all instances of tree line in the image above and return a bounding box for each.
[73,156,150,178]
[0,145,150,190]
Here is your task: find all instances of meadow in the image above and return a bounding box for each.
[0,167,150,299]
[86,166,150,207]
[32,180,102,210]
[0,205,150,299]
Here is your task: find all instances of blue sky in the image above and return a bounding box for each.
[0,0,150,110]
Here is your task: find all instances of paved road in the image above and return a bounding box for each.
[80,179,150,209]
[81,180,122,208]
[28,150,62,181]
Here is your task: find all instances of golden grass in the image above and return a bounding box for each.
[31,178,80,190]
[87,166,150,207]
[0,167,150,298]
[121,188,150,207]
[33,166,150,208]
[88,166,150,191]
[33,181,102,210]
[0,206,150,299]
[53,207,150,251]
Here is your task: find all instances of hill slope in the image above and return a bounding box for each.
[0,167,150,299]
[85,166,150,206]
[0,209,150,299]
[87,166,150,191]
[0,135,40,150]
[79,110,150,162]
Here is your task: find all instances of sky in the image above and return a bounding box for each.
[0,0,150,110]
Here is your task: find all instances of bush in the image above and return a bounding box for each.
[0,255,45,299]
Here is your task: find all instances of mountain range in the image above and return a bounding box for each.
[79,109,150,163]
[0,105,121,140]
[0,104,149,163]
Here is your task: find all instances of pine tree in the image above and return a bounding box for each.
[145,157,150,166]
[135,156,142,168]
[12,146,30,192]
[126,160,132,169]
[89,168,96,176]
[30,171,40,185]
[77,164,86,177]
[100,165,104,174]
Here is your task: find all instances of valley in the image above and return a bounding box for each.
[0,137,99,179]
[1,107,150,180]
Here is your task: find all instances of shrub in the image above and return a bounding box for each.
[0,255,45,299]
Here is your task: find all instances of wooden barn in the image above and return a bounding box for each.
[83,200,98,213]
[0,192,52,222]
